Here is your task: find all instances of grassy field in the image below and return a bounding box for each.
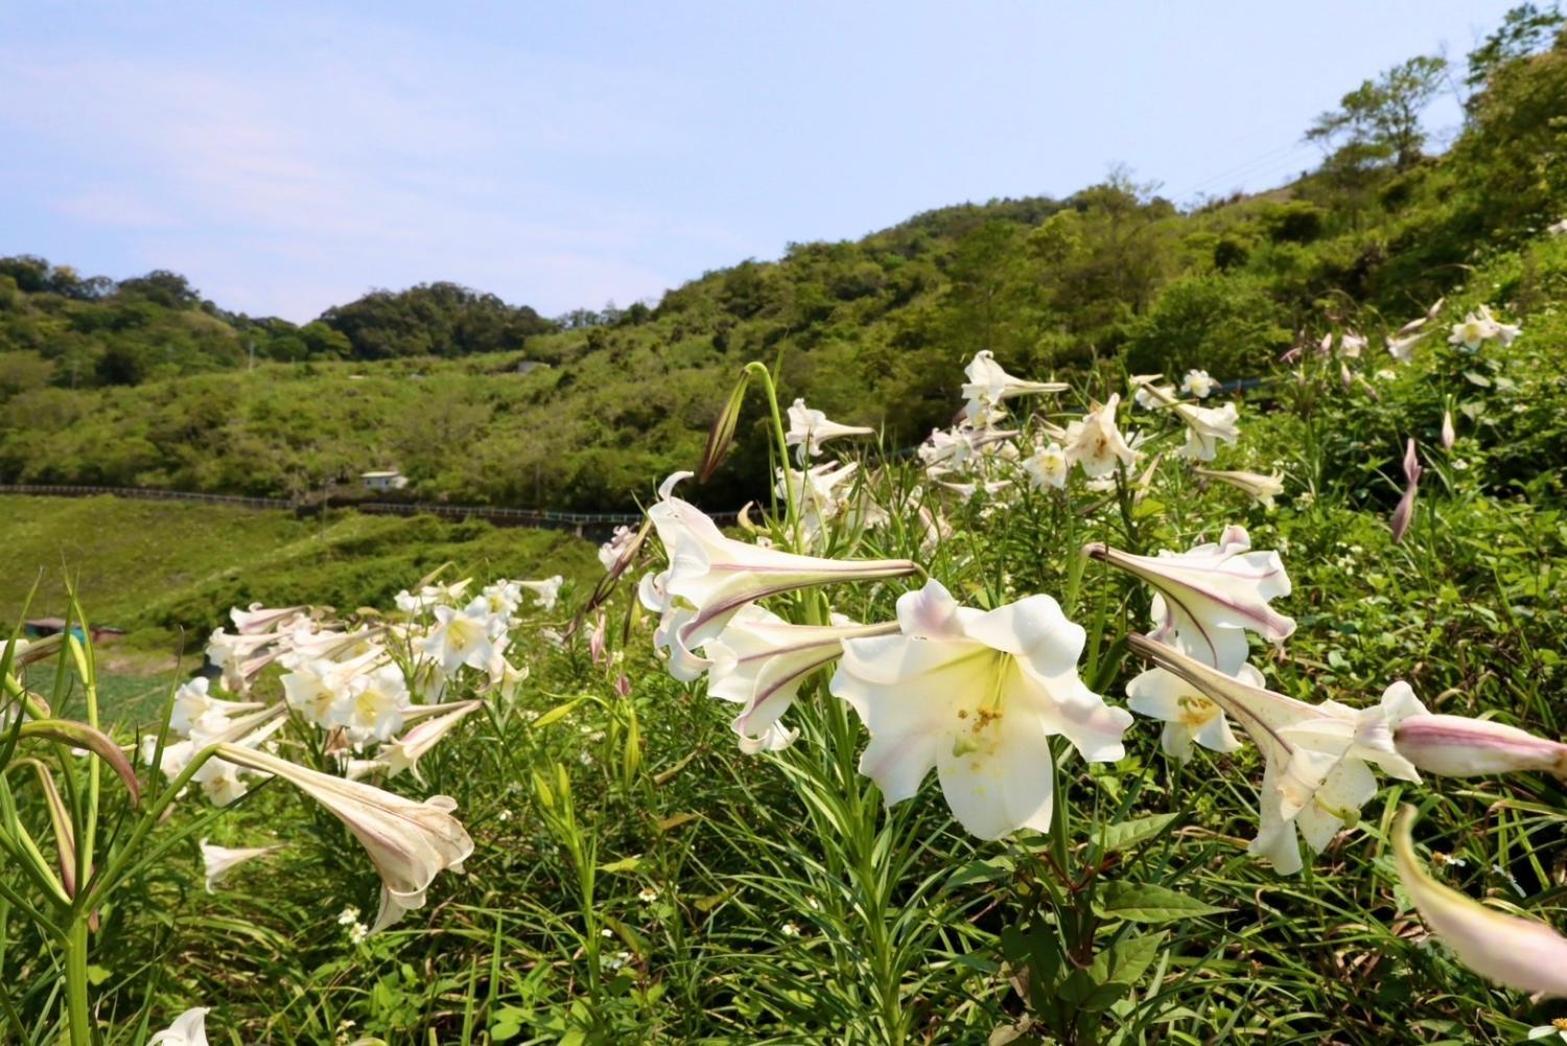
[0,495,599,720]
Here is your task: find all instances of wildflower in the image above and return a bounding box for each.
[1448,312,1494,352]
[1064,395,1138,478]
[200,839,280,892]
[642,472,917,681]
[423,601,503,676]
[517,576,564,611]
[1388,684,1567,780]
[775,461,860,542]
[831,580,1131,839]
[148,1007,210,1046]
[343,663,412,743]
[479,580,523,619]
[638,886,659,904]
[599,525,640,572]
[785,398,875,463]
[337,905,361,925]
[214,744,474,932]
[1386,331,1423,363]
[1394,804,1567,997]
[1087,526,1295,674]
[1128,636,1414,873]
[705,606,899,753]
[1549,218,1567,237]
[1172,400,1241,462]
[229,603,308,634]
[379,700,485,782]
[1132,378,1175,410]
[169,677,262,737]
[1125,662,1255,762]
[1022,441,1069,490]
[1340,331,1367,358]
[781,921,802,937]
[1478,304,1521,347]
[1390,439,1423,544]
[348,921,370,945]
[1181,369,1218,399]
[1193,467,1285,508]
[960,350,1067,424]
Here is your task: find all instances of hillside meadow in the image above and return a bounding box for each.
[3,13,1567,1046]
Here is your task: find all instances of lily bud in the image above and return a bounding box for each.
[1394,714,1567,780]
[1440,410,1456,451]
[1390,439,1423,544]
[699,370,753,483]
[1394,804,1567,996]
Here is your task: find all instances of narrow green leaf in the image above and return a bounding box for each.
[1095,882,1228,923]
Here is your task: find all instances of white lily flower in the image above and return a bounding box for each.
[1088,526,1294,674]
[380,700,485,782]
[1386,331,1424,363]
[169,677,263,737]
[642,475,917,682]
[517,576,564,611]
[1125,662,1255,762]
[704,606,899,753]
[830,580,1131,840]
[786,398,875,463]
[343,662,413,743]
[1180,369,1217,399]
[281,649,383,729]
[229,603,308,635]
[479,580,523,619]
[204,629,282,694]
[1388,684,1567,780]
[1478,304,1521,346]
[775,461,860,543]
[1394,804,1567,997]
[215,744,473,932]
[1127,636,1408,873]
[1172,400,1241,462]
[422,601,502,676]
[148,1007,210,1045]
[1193,468,1285,508]
[200,839,280,891]
[960,350,1067,424]
[1449,311,1494,351]
[1340,331,1367,358]
[1064,394,1138,478]
[598,525,639,572]
[937,477,1012,500]
[1023,442,1069,490]
[1390,439,1424,544]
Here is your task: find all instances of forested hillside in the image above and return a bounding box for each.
[2,11,1563,511]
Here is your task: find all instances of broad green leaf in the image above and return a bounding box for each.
[1095,882,1228,923]
[598,854,643,873]
[1098,813,1178,854]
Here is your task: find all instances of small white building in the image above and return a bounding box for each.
[361,470,409,492]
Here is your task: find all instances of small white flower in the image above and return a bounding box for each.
[1180,369,1218,398]
[1022,442,1069,490]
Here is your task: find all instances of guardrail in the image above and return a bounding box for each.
[0,484,740,531]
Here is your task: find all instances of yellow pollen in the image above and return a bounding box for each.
[1176,694,1218,729]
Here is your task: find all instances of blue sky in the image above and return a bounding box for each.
[0,1,1516,322]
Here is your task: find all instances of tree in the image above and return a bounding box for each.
[1466,3,1564,89]
[1306,56,1448,171]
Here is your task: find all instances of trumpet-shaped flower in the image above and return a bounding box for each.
[1386,331,1424,363]
[1390,439,1424,544]
[1172,400,1241,462]
[1064,394,1138,478]
[1127,636,1412,873]
[379,700,485,782]
[1387,684,1567,780]
[344,663,413,743]
[1340,331,1367,358]
[830,580,1131,840]
[1180,369,1218,398]
[1449,311,1494,351]
[215,743,473,932]
[1088,526,1294,674]
[598,525,639,571]
[1023,442,1070,490]
[1125,662,1257,762]
[148,1007,210,1046]
[786,398,875,463]
[200,839,280,891]
[517,576,564,611]
[960,350,1067,423]
[1193,468,1285,508]
[705,606,899,753]
[1478,305,1521,346]
[1394,804,1567,996]
[281,650,381,729]
[230,603,307,635]
[169,677,262,737]
[643,475,917,681]
[423,601,503,675]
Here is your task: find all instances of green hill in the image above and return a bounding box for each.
[2,18,1564,513]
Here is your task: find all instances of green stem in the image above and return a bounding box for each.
[64,914,90,1046]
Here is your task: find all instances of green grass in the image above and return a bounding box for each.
[0,494,600,655]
